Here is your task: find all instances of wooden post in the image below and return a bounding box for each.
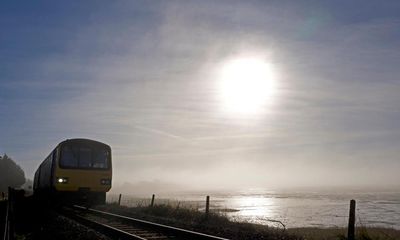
[118,194,122,206]
[205,195,210,217]
[150,194,155,207]
[9,187,14,240]
[5,187,15,240]
[348,199,356,240]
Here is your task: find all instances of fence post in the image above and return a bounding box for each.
[5,187,15,240]
[118,194,122,206]
[150,194,155,207]
[348,199,356,240]
[205,195,210,217]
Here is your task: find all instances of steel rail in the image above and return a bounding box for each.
[60,210,151,240]
[69,205,229,240]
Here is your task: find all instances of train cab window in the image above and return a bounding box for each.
[79,148,92,168]
[60,144,110,169]
[93,149,109,169]
[60,146,79,167]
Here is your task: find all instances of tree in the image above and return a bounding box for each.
[0,154,25,192]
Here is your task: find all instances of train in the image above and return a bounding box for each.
[33,138,112,205]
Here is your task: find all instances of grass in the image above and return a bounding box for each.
[288,227,400,240]
[97,203,302,239]
[96,203,400,240]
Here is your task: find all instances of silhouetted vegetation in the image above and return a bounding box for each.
[22,178,33,191]
[6,195,111,240]
[0,154,25,192]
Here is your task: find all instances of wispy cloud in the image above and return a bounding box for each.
[134,125,186,140]
[1,1,400,189]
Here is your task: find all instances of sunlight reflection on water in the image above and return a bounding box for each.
[228,196,275,218]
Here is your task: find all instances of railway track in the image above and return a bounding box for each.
[60,205,230,240]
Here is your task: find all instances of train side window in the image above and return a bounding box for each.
[52,150,56,162]
[34,168,41,188]
[61,146,78,167]
[79,147,92,168]
[50,149,56,180]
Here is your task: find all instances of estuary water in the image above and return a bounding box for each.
[107,190,400,229]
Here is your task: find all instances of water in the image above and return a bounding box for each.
[107,190,400,229]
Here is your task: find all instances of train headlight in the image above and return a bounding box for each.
[56,177,68,184]
[100,179,111,185]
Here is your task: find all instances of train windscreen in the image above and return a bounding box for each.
[60,145,110,169]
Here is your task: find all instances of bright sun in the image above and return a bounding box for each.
[218,57,276,114]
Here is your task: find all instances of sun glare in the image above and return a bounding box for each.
[218,58,276,114]
[230,196,275,219]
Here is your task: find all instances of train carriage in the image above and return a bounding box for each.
[33,138,112,205]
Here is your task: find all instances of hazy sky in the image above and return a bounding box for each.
[1,1,400,191]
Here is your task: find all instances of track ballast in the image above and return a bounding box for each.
[60,205,230,240]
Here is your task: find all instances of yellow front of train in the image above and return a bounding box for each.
[53,139,112,204]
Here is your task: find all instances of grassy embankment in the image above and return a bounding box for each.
[96,203,400,240]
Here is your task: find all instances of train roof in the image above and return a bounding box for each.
[58,138,111,148]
